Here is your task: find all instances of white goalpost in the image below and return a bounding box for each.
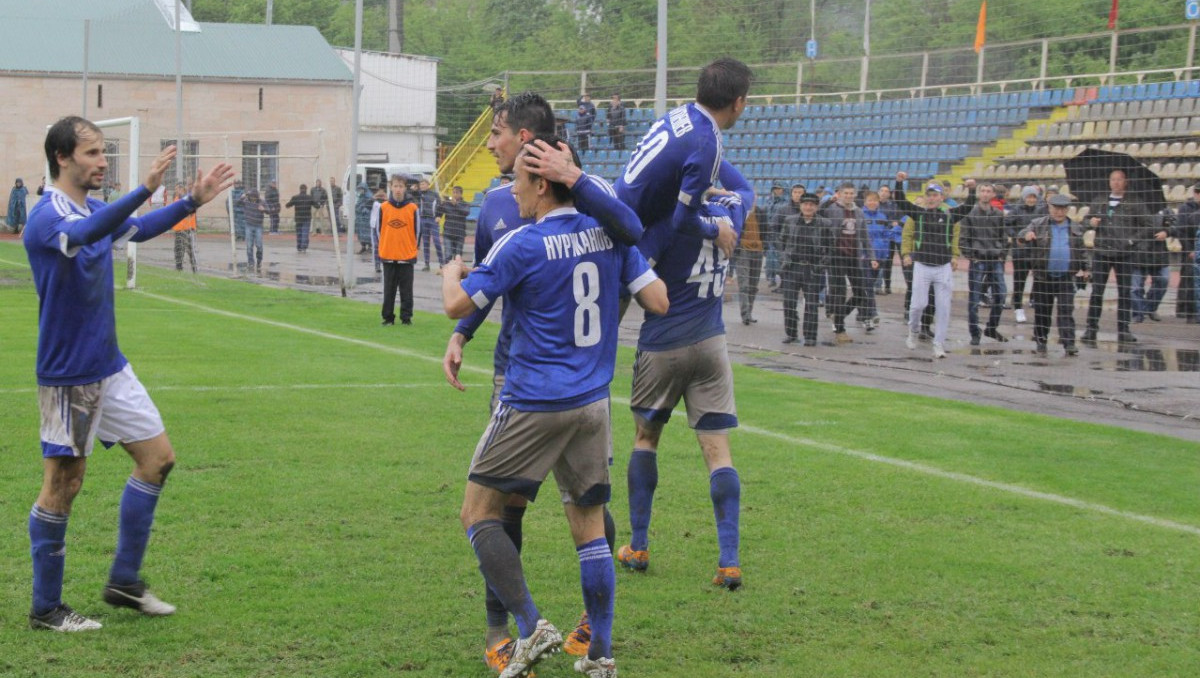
[92,116,141,288]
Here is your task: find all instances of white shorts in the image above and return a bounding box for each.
[38,364,165,458]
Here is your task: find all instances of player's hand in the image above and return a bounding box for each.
[870,260,879,270]
[442,255,473,279]
[902,254,912,267]
[143,145,177,195]
[1076,270,1091,279]
[189,163,237,206]
[443,332,468,391]
[714,221,737,258]
[896,171,908,182]
[1024,231,1037,242]
[1089,216,1101,227]
[523,140,583,188]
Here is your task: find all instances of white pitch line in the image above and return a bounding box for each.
[21,285,1200,539]
[740,423,1200,537]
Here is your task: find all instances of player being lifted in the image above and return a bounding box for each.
[613,57,753,590]
[440,92,643,672]
[24,116,235,632]
[443,136,667,678]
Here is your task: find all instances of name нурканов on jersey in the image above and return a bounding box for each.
[543,227,614,261]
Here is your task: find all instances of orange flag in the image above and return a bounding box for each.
[974,1,987,53]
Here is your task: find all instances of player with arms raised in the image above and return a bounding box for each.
[24,116,234,632]
[443,136,667,678]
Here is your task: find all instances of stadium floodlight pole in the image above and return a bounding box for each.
[175,0,184,189]
[976,46,985,92]
[860,0,870,100]
[654,0,666,117]
[81,20,90,117]
[344,0,364,294]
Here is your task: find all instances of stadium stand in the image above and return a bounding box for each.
[454,81,1198,221]
[984,81,1200,194]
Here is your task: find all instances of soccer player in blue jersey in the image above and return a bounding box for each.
[440,92,644,671]
[618,159,751,591]
[443,136,667,678]
[614,57,752,261]
[612,58,753,590]
[23,116,235,632]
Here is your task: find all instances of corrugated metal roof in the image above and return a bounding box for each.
[0,0,351,82]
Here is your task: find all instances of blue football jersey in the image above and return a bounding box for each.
[454,174,643,375]
[637,161,751,352]
[460,208,658,412]
[24,186,193,386]
[615,103,723,237]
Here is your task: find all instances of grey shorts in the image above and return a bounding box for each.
[468,397,612,506]
[630,334,738,433]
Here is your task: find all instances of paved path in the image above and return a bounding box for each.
[136,232,1200,442]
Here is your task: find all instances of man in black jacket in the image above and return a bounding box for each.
[780,193,832,346]
[1007,186,1046,323]
[959,183,1010,345]
[1018,194,1090,355]
[1082,169,1155,345]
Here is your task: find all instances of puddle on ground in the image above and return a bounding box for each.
[1036,382,1102,397]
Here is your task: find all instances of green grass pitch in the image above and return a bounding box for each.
[0,242,1197,677]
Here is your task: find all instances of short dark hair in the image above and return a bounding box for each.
[495,91,556,137]
[696,58,753,110]
[45,116,102,180]
[836,181,856,192]
[521,135,579,204]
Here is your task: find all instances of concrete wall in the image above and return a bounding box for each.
[335,49,439,167]
[0,74,352,226]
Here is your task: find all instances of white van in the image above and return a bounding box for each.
[345,162,438,195]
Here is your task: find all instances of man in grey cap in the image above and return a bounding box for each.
[1018,193,1089,355]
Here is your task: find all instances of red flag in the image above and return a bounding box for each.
[1107,0,1119,30]
[974,1,987,53]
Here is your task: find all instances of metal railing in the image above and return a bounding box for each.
[434,103,493,189]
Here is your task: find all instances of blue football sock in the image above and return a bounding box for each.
[485,504,528,630]
[602,506,616,554]
[627,448,658,552]
[577,537,614,659]
[709,467,741,568]
[29,504,69,616]
[468,520,539,638]
[109,476,162,586]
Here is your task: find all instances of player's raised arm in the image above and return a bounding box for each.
[523,139,643,245]
[123,154,237,244]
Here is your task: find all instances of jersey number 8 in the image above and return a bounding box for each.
[573,261,602,347]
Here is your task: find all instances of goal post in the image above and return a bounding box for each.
[92,116,141,288]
